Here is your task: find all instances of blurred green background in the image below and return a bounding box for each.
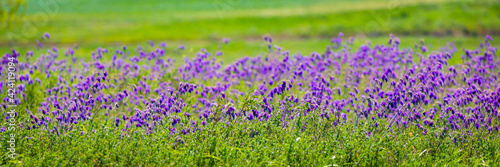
[1,0,499,62]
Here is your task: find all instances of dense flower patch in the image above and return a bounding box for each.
[1,33,499,165]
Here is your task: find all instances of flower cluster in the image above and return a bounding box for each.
[2,33,499,144]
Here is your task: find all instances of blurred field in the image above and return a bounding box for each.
[1,0,499,61]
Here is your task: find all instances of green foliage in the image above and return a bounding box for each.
[0,0,26,28]
[1,0,499,45]
[3,110,499,165]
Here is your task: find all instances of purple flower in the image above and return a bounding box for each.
[43,32,50,39]
[223,38,230,44]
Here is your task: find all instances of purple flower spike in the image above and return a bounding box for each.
[43,32,50,39]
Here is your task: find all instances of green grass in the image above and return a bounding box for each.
[2,0,499,64]
[1,0,499,47]
[12,113,500,166]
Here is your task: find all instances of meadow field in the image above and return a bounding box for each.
[1,0,500,166]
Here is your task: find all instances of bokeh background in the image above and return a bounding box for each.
[1,0,499,63]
